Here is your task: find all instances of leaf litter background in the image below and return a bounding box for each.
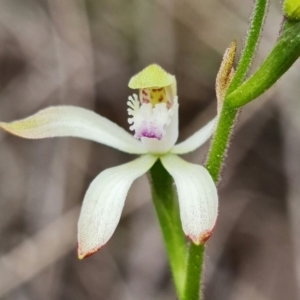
[0,0,300,299]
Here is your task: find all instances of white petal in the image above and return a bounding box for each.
[77,154,157,259]
[160,154,218,244]
[171,118,216,154]
[0,106,146,154]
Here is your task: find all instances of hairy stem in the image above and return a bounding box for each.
[227,0,269,94]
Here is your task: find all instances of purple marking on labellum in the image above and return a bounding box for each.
[134,123,163,140]
[141,128,162,140]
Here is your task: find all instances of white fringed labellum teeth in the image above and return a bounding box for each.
[127,93,173,140]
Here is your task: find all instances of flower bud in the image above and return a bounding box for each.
[215,41,236,113]
[284,0,300,21]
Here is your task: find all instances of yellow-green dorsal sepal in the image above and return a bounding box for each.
[128,64,175,89]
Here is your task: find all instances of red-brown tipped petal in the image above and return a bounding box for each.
[77,154,157,259]
[161,154,218,244]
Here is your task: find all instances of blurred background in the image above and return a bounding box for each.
[0,0,300,299]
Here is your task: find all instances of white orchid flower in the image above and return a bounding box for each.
[0,64,218,259]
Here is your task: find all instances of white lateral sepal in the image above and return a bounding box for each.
[77,154,157,259]
[171,118,216,154]
[0,106,146,154]
[160,154,218,244]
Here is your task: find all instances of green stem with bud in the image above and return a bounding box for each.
[182,1,268,299]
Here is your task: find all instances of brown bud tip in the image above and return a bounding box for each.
[216,40,237,113]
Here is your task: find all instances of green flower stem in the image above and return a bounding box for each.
[182,244,205,300]
[180,102,238,300]
[227,21,300,108]
[206,104,239,182]
[182,10,263,284]
[227,0,269,94]
[206,0,267,182]
[181,1,268,299]
[181,16,300,300]
[149,160,187,299]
